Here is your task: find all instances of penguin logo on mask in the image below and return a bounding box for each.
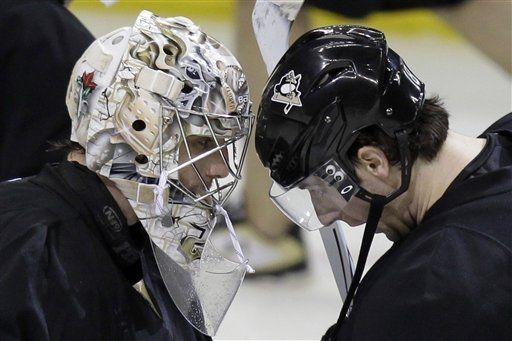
[271,70,302,114]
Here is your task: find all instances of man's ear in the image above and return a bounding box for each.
[356,146,390,179]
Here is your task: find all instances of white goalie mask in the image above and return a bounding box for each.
[66,10,253,336]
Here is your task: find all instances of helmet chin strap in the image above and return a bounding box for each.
[330,195,385,338]
[326,129,413,340]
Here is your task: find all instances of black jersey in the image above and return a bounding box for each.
[0,162,210,340]
[329,114,512,340]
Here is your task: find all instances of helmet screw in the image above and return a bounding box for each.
[386,108,393,116]
[325,116,332,123]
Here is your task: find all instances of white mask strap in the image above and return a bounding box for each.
[215,205,255,273]
[154,170,170,216]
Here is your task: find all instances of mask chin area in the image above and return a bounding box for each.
[145,202,248,336]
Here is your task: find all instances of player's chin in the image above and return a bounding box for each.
[318,212,340,226]
[343,217,365,227]
[377,226,400,242]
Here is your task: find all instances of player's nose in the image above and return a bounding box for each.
[205,152,229,179]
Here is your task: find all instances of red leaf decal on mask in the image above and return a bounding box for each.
[81,71,97,91]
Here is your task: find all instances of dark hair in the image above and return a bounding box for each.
[47,139,85,156]
[348,96,449,165]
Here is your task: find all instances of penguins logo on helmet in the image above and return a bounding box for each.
[271,70,302,114]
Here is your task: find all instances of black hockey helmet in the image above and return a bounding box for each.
[256,25,425,200]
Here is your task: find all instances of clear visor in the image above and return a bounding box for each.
[270,159,359,231]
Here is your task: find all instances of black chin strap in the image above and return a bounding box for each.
[328,196,386,339]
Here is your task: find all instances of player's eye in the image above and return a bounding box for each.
[197,137,214,150]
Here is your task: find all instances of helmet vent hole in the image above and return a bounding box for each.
[182,83,193,94]
[317,73,330,88]
[132,120,146,131]
[313,67,350,91]
[135,154,149,164]
[191,96,203,111]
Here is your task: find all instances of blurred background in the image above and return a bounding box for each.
[65,0,512,339]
